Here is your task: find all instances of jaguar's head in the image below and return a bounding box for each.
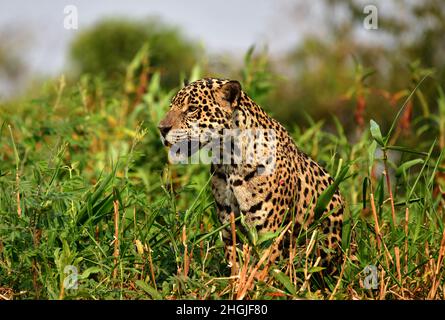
[158,78,242,157]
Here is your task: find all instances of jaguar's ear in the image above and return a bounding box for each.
[216,80,242,110]
[183,78,189,87]
[222,80,241,104]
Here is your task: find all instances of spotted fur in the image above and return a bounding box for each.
[158,78,344,274]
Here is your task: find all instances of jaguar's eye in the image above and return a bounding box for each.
[188,105,199,112]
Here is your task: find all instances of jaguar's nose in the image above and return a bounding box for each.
[158,123,172,138]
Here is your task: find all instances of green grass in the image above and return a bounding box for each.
[1,59,445,300]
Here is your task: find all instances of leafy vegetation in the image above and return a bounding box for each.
[1,42,444,300]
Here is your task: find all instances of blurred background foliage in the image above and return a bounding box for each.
[268,0,445,131]
[1,0,445,299]
[69,17,202,89]
[1,0,444,136]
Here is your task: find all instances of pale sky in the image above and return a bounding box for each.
[0,0,395,98]
[0,0,314,76]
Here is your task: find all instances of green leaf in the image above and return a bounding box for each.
[376,175,385,209]
[77,172,114,225]
[78,267,103,280]
[135,280,162,300]
[295,266,326,273]
[189,64,202,83]
[396,159,424,177]
[362,177,369,209]
[192,216,241,245]
[272,269,297,296]
[306,266,325,273]
[369,120,384,146]
[257,231,280,246]
[240,214,258,246]
[314,162,350,219]
[384,145,429,156]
